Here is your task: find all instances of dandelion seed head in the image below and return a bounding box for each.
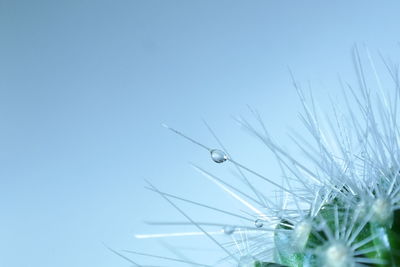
[130,48,400,267]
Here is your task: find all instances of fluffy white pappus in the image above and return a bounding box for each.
[119,48,400,266]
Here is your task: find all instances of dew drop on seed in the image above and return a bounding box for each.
[223,225,235,235]
[238,255,257,267]
[210,149,227,163]
[254,219,263,228]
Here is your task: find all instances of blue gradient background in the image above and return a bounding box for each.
[2,1,400,266]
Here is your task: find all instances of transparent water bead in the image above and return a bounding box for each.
[223,225,235,235]
[238,255,257,267]
[210,149,227,163]
[254,218,264,228]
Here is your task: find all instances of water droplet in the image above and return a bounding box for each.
[238,255,257,267]
[223,225,235,235]
[254,218,263,228]
[210,149,227,163]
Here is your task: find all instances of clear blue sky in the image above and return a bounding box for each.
[1,1,400,266]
